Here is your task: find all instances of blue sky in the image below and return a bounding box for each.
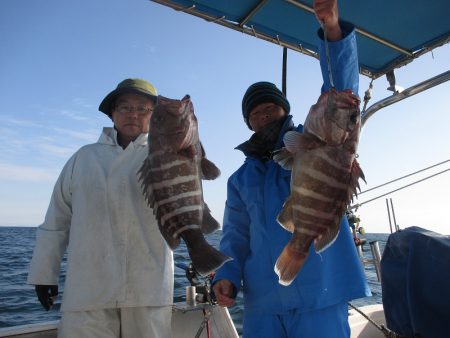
[1,0,449,234]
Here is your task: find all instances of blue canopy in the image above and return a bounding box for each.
[150,0,450,79]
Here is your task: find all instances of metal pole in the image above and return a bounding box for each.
[362,70,450,126]
[390,198,399,231]
[369,241,382,282]
[386,198,393,233]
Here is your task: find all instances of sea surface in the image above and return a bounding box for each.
[0,226,388,335]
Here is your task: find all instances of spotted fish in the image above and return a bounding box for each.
[138,95,231,276]
[273,88,364,286]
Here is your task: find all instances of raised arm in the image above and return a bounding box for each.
[314,0,359,95]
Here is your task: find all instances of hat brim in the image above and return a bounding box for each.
[99,88,158,116]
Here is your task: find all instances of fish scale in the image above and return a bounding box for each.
[273,88,364,286]
[138,95,231,276]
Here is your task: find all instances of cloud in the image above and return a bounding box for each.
[37,142,77,158]
[52,127,98,142]
[0,116,44,128]
[60,109,89,121]
[0,162,59,183]
[72,97,96,109]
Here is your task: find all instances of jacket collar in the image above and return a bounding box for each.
[97,127,148,147]
[236,115,295,161]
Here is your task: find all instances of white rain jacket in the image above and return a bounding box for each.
[27,127,174,312]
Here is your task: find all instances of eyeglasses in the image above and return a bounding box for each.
[114,104,153,116]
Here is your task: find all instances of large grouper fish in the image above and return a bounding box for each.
[138,95,231,276]
[273,88,365,286]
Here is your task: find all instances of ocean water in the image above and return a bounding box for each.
[0,226,387,335]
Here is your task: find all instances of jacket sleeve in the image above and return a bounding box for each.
[213,175,251,293]
[318,21,359,96]
[27,153,76,285]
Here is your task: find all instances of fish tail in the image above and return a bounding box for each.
[182,229,232,276]
[274,240,308,286]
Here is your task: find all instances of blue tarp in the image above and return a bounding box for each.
[381,226,450,338]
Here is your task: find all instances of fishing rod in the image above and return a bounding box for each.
[358,159,449,196]
[350,166,450,210]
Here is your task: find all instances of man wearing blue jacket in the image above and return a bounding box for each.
[212,0,371,337]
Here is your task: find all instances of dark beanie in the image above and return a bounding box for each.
[242,81,290,130]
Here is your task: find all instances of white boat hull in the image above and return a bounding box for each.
[0,302,239,338]
[0,303,386,338]
[349,304,386,338]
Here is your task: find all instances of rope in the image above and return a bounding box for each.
[362,79,374,113]
[350,166,450,210]
[348,303,407,338]
[359,159,450,195]
[194,309,212,338]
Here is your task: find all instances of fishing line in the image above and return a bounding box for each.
[320,22,335,88]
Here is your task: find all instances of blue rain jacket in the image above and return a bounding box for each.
[214,22,371,316]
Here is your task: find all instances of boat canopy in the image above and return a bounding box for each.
[150,0,450,79]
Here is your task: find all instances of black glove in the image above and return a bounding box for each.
[35,285,58,311]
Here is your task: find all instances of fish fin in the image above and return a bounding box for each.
[349,159,366,201]
[272,148,294,170]
[200,143,221,180]
[201,202,221,234]
[182,229,232,276]
[160,226,181,250]
[201,158,221,180]
[138,158,180,249]
[283,131,323,154]
[274,237,309,286]
[137,158,155,208]
[314,222,340,253]
[277,197,295,233]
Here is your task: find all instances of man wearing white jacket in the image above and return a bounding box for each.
[27,78,174,338]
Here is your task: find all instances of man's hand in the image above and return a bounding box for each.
[212,280,236,307]
[313,0,342,41]
[35,285,58,311]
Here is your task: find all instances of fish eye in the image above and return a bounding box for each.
[153,115,164,123]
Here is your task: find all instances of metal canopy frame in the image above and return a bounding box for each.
[150,0,450,80]
[150,0,450,124]
[361,70,450,126]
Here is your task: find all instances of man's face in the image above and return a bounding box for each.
[248,102,286,132]
[111,93,155,140]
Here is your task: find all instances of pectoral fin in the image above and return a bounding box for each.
[277,196,295,233]
[201,158,221,180]
[272,148,294,170]
[200,143,221,180]
[283,131,324,154]
[314,220,340,253]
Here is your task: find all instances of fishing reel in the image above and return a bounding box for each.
[180,262,217,305]
[346,210,367,247]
